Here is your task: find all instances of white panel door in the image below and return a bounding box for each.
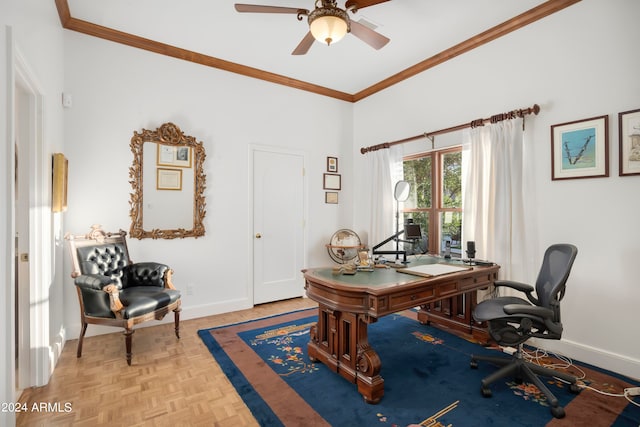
[252,147,305,304]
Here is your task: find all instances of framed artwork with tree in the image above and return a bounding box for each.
[551,115,609,180]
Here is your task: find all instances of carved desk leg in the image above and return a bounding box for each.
[354,313,384,404]
[307,306,339,372]
[307,305,384,404]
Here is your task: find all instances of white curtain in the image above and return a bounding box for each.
[462,119,536,287]
[366,146,403,251]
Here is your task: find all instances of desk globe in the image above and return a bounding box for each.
[326,229,362,264]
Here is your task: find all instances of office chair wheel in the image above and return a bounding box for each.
[470,360,478,369]
[569,384,581,394]
[481,386,492,398]
[550,406,565,419]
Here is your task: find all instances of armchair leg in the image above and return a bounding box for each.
[77,322,88,358]
[174,308,181,339]
[124,328,134,366]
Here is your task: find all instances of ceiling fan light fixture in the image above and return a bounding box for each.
[308,7,349,46]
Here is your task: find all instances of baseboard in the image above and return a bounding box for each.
[530,337,640,381]
[180,298,253,321]
[49,325,66,374]
[25,325,68,388]
[65,297,254,339]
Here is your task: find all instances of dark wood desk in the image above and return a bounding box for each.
[303,257,499,403]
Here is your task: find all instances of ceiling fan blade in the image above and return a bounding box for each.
[345,0,390,11]
[234,4,309,14]
[292,31,315,55]
[350,20,390,50]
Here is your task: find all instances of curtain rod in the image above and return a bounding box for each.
[360,104,540,155]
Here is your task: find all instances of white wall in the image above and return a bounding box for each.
[62,32,354,336]
[1,0,66,425]
[3,7,638,425]
[353,0,640,379]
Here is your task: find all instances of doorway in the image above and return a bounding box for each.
[250,146,306,304]
[12,43,49,390]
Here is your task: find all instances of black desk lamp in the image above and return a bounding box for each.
[372,180,411,263]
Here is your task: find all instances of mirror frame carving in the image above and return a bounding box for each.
[129,122,206,239]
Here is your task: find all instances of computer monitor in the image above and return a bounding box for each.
[404,223,422,240]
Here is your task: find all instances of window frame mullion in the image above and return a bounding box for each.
[402,146,462,256]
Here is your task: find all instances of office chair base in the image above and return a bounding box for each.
[470,352,580,419]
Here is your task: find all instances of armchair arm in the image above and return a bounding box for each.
[74,275,124,317]
[74,274,114,290]
[124,262,171,288]
[503,303,554,319]
[165,268,177,290]
[103,284,124,313]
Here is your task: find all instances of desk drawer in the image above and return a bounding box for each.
[436,281,458,297]
[389,288,436,311]
[460,274,492,291]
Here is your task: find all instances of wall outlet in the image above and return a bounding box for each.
[61,93,73,108]
[186,284,194,296]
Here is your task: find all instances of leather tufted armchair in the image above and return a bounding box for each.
[66,225,181,365]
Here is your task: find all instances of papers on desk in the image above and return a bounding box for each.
[398,263,472,278]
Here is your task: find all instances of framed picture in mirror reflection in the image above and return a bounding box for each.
[157,168,182,191]
[157,143,192,168]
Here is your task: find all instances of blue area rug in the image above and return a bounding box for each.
[198,308,640,426]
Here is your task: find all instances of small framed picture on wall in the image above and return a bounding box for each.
[551,115,609,180]
[327,157,338,173]
[618,108,640,176]
[325,192,338,204]
[323,173,341,190]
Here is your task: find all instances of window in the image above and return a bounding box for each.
[402,147,462,257]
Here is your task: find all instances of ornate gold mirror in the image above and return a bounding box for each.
[129,122,206,239]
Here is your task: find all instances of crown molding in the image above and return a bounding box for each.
[55,0,580,103]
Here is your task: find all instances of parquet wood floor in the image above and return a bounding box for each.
[17,297,318,427]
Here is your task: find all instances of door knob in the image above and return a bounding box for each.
[255,233,262,239]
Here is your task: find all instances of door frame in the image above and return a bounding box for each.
[248,144,308,305]
[11,31,52,390]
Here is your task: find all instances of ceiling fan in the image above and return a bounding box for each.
[234,0,391,55]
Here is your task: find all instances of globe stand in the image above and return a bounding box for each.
[325,243,365,264]
[326,229,363,264]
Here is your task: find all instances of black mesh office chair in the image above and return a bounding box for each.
[470,244,580,419]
